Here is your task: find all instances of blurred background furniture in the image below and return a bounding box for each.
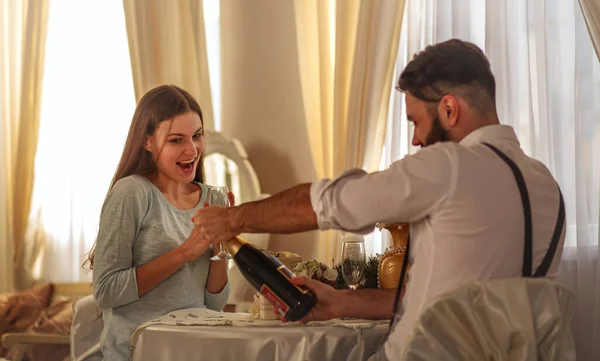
[1,282,91,361]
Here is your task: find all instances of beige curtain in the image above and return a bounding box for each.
[579,0,600,60]
[294,0,405,262]
[0,0,50,291]
[123,0,215,130]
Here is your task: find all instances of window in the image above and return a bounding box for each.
[30,1,228,282]
[30,0,135,281]
[379,0,599,251]
[203,0,221,131]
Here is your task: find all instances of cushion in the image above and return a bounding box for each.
[0,283,54,357]
[24,299,74,361]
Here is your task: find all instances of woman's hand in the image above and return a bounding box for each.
[179,225,213,263]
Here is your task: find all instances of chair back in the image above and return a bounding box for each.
[401,278,576,361]
[70,295,103,361]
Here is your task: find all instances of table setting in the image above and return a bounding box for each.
[130,225,409,361]
[130,308,388,361]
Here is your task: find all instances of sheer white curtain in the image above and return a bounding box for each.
[29,1,224,283]
[383,1,600,360]
[203,0,221,131]
[29,0,135,282]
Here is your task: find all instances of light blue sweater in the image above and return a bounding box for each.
[92,175,229,361]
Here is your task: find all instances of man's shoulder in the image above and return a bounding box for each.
[394,140,553,178]
[430,141,534,167]
[403,141,462,161]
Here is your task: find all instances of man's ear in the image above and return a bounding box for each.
[440,95,459,127]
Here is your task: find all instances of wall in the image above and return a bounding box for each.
[220,0,320,261]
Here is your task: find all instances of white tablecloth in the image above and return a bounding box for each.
[131,308,387,361]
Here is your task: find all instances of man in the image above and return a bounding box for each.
[192,39,565,360]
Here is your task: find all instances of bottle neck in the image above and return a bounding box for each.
[223,236,248,255]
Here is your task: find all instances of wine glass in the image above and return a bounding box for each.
[341,235,365,290]
[207,186,233,261]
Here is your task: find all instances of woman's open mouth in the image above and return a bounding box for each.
[176,158,196,174]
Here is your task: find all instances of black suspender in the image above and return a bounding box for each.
[388,143,565,328]
[483,143,565,278]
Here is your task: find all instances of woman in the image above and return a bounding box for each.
[88,85,230,361]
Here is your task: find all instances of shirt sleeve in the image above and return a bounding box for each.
[204,280,231,311]
[310,143,459,234]
[92,177,148,310]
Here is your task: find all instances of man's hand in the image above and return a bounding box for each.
[282,276,346,324]
[192,191,238,245]
[191,207,234,245]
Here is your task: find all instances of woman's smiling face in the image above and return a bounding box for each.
[145,111,205,184]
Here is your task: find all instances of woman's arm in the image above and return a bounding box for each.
[94,178,213,309]
[96,223,213,308]
[205,245,228,294]
[135,243,204,296]
[203,189,233,308]
[205,188,232,294]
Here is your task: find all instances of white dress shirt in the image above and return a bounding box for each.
[310,125,566,360]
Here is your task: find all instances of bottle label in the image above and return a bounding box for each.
[259,284,289,316]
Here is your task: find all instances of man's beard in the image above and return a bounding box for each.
[424,113,451,146]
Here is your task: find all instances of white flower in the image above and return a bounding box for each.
[249,293,260,318]
[294,260,333,280]
[322,268,338,282]
[298,269,310,278]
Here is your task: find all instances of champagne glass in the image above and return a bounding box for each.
[207,186,233,261]
[341,236,365,290]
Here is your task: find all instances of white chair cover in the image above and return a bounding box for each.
[401,278,576,361]
[70,295,103,361]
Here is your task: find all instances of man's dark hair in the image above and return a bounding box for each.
[397,39,496,114]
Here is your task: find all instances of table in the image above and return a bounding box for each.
[131,308,388,361]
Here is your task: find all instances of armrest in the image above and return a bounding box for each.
[1,333,70,348]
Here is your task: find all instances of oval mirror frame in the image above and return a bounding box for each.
[204,129,263,204]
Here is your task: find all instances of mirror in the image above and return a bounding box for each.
[204,153,242,203]
[203,129,264,205]
[204,130,270,312]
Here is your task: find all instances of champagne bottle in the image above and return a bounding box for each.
[223,236,317,321]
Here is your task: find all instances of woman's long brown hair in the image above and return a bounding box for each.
[84,85,205,270]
